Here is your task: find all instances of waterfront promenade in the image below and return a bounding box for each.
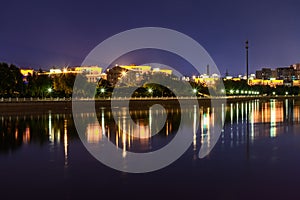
[0,95,298,114]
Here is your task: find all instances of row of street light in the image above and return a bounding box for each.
[228,89,260,95]
[97,87,261,96]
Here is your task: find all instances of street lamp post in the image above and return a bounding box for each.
[245,40,250,160]
[148,88,153,97]
[48,88,52,98]
[246,40,249,84]
[100,88,105,99]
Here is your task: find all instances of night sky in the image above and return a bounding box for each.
[1,0,300,76]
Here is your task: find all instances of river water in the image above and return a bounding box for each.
[1,98,300,199]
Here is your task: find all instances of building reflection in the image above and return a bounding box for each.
[200,107,211,150]
[199,98,300,154]
[86,122,102,143]
[23,125,30,144]
[270,100,277,138]
[64,119,68,167]
[224,98,300,146]
[2,98,300,161]
[85,108,175,154]
[0,113,73,157]
[193,105,197,151]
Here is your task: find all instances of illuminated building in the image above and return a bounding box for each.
[248,79,284,87]
[84,74,100,83]
[255,64,300,83]
[193,76,220,87]
[50,68,62,74]
[20,68,34,83]
[74,66,102,82]
[232,77,241,81]
[20,69,34,76]
[293,80,300,87]
[152,67,172,75]
[223,76,242,82]
[224,76,233,80]
[255,68,277,80]
[74,66,102,74]
[46,66,103,82]
[119,65,151,73]
[106,64,173,86]
[119,65,152,85]
[181,76,190,81]
[276,66,295,81]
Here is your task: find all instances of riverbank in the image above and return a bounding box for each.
[0,96,299,115]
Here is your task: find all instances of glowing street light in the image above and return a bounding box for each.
[47,88,52,98]
[121,71,127,76]
[148,88,153,93]
[230,89,234,94]
[100,88,105,93]
[193,88,197,94]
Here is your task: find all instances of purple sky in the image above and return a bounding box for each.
[1,0,300,76]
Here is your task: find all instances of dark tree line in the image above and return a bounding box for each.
[0,63,53,97]
[0,63,91,98]
[0,63,24,97]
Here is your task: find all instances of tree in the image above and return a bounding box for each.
[53,73,77,97]
[26,73,52,97]
[0,63,25,97]
[69,74,95,98]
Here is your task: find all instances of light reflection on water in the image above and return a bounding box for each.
[1,99,300,157]
[2,99,300,199]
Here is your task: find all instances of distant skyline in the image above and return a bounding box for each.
[1,0,300,76]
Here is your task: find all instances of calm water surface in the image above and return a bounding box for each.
[1,99,300,199]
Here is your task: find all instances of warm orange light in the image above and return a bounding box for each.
[121,71,127,76]
[20,69,34,76]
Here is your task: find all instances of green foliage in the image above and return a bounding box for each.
[53,73,76,97]
[26,73,52,97]
[71,74,96,98]
[0,63,25,97]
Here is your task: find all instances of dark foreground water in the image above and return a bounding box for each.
[1,99,300,200]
